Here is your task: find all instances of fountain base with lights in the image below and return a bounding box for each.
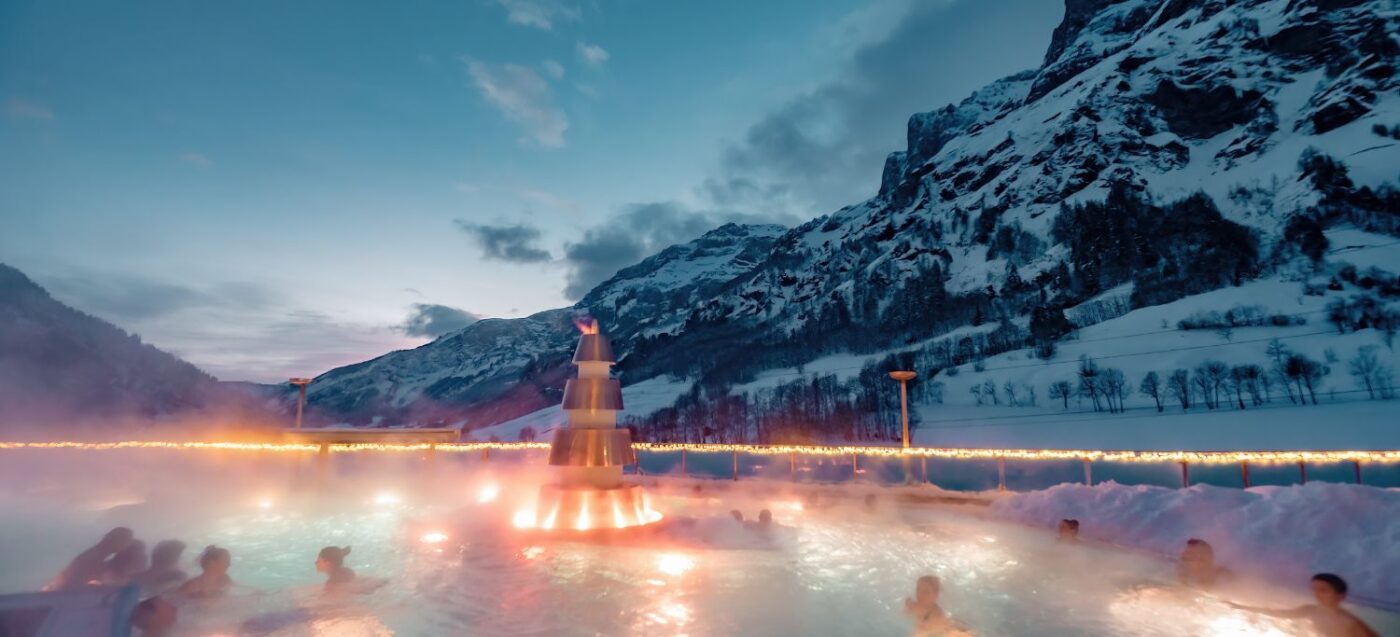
[513,319,662,534]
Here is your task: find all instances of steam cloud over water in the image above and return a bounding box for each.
[0,448,1396,635]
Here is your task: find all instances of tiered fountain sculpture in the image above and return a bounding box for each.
[516,319,659,532]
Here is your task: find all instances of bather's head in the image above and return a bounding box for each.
[729,510,744,522]
[108,540,148,577]
[915,575,940,603]
[98,527,135,553]
[317,546,351,573]
[151,540,186,569]
[1057,519,1080,541]
[1311,573,1348,608]
[130,596,177,637]
[1181,538,1215,564]
[758,509,772,527]
[198,546,231,575]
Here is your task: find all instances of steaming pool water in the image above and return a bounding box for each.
[1,449,1395,636]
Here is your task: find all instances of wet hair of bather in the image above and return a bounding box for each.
[1057,519,1080,542]
[758,509,773,527]
[1311,573,1347,604]
[316,546,356,589]
[176,545,232,598]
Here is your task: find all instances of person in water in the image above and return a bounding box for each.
[903,575,971,636]
[49,527,134,590]
[1177,538,1232,589]
[1228,574,1379,637]
[316,546,356,591]
[129,596,178,637]
[177,545,232,598]
[102,539,149,586]
[729,510,744,523]
[133,540,188,596]
[1056,519,1080,543]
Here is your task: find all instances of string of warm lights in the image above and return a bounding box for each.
[1,440,1397,465]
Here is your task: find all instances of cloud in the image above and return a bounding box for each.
[179,152,213,168]
[41,272,277,322]
[170,310,415,383]
[707,0,1059,217]
[493,0,580,31]
[399,303,481,338]
[455,220,554,263]
[26,267,415,383]
[465,59,569,147]
[4,98,54,120]
[517,188,579,213]
[561,201,799,300]
[541,59,566,80]
[576,42,609,67]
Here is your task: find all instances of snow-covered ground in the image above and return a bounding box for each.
[992,481,1400,606]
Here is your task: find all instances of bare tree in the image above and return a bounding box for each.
[1003,381,1019,407]
[1139,371,1163,412]
[970,384,984,406]
[1048,380,1072,409]
[1166,369,1192,411]
[1348,346,1389,400]
[982,379,999,406]
[1192,368,1216,409]
[1078,356,1103,412]
[1266,338,1297,404]
[1284,353,1326,405]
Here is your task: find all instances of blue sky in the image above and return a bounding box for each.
[0,0,1059,382]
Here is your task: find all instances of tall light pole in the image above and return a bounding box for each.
[289,378,313,429]
[888,371,917,449]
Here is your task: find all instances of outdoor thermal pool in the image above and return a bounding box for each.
[0,448,1395,636]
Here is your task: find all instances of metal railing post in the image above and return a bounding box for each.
[1180,461,1190,488]
[1240,461,1251,488]
[997,456,1007,491]
[1298,461,1307,485]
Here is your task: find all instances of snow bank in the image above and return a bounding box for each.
[991,481,1400,604]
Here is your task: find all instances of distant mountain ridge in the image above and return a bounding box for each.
[297,223,787,425]
[302,0,1399,431]
[0,263,234,427]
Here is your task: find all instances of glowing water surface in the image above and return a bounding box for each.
[0,449,1395,636]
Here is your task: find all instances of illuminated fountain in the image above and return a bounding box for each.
[515,319,661,532]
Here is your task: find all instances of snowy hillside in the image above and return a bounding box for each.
[0,263,243,428]
[298,223,785,425]
[306,0,1400,443]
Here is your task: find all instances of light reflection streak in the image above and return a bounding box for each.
[4,440,1396,465]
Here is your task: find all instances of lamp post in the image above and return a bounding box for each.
[888,371,917,448]
[289,378,313,429]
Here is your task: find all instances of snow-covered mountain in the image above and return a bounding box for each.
[308,0,1399,435]
[298,223,786,425]
[0,263,237,428]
